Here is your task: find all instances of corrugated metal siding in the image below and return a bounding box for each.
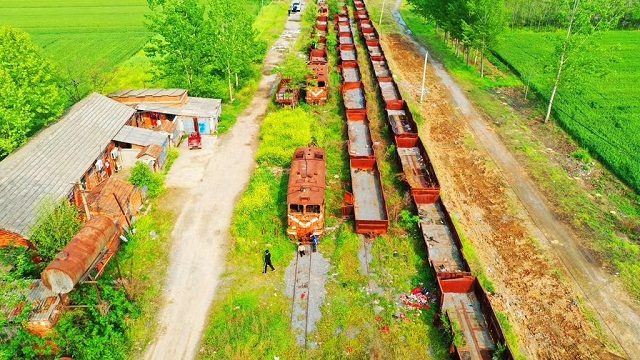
[0,93,135,238]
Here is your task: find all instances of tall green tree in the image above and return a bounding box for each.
[462,0,507,77]
[543,0,625,123]
[145,0,210,94]
[207,0,262,101]
[0,26,68,160]
[272,52,314,89]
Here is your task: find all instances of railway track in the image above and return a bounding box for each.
[290,249,314,349]
[346,0,515,358]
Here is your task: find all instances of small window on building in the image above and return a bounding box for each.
[289,204,303,213]
[314,153,324,160]
[306,205,321,213]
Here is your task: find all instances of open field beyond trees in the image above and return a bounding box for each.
[0,0,150,93]
[493,30,640,194]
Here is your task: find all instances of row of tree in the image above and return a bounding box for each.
[505,0,640,29]
[0,26,69,160]
[406,0,625,121]
[407,0,507,77]
[145,0,265,101]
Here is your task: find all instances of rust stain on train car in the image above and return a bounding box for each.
[42,216,120,294]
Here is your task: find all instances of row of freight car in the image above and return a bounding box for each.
[335,6,390,236]
[345,1,516,358]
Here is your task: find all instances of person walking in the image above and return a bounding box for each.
[298,243,306,257]
[263,250,275,273]
[311,234,319,253]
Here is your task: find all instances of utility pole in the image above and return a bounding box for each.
[72,181,91,220]
[420,51,429,103]
[379,0,387,26]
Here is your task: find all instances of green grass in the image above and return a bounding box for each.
[254,1,291,50]
[400,0,640,307]
[198,10,448,357]
[399,9,520,90]
[0,0,150,94]
[493,30,640,193]
[117,206,174,359]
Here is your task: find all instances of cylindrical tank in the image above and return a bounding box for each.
[41,216,117,294]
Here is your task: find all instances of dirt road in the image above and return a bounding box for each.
[142,13,302,360]
[381,3,640,358]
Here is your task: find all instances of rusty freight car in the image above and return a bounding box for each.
[287,147,327,242]
[307,49,329,105]
[275,79,301,108]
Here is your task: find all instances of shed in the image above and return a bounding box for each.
[0,93,135,243]
[109,89,222,135]
[136,97,222,134]
[108,88,188,106]
[86,177,143,228]
[113,125,170,171]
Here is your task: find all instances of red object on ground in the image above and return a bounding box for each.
[188,132,201,149]
[381,326,390,334]
[411,287,422,295]
[375,316,383,322]
[301,293,306,299]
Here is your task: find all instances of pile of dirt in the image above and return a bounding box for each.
[381,33,614,359]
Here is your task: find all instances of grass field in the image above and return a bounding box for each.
[197,7,449,357]
[400,7,640,300]
[0,0,150,94]
[493,30,640,193]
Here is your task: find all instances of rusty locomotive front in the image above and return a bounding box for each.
[287,147,326,242]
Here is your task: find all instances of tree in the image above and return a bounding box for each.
[543,0,625,123]
[272,52,314,89]
[145,0,210,94]
[129,162,164,198]
[463,0,507,77]
[0,26,68,160]
[29,199,82,263]
[207,0,262,101]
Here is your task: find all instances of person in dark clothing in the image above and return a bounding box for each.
[263,250,275,273]
[311,234,318,252]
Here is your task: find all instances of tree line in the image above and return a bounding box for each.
[145,0,265,101]
[506,0,640,29]
[407,0,507,77]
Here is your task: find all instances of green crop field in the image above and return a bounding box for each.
[493,30,640,192]
[0,0,150,89]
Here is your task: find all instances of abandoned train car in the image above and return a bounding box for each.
[286,147,327,242]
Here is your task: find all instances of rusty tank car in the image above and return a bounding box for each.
[287,147,326,242]
[42,216,120,294]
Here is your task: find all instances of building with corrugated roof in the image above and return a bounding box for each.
[108,88,222,137]
[0,93,135,245]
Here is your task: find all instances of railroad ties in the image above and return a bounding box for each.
[337,5,390,236]
[351,1,515,358]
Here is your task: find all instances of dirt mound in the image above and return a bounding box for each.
[382,33,612,359]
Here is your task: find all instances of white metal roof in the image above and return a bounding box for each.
[0,93,135,238]
[113,125,169,147]
[136,97,222,118]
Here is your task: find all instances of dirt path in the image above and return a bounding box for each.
[380,4,640,359]
[142,13,302,360]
